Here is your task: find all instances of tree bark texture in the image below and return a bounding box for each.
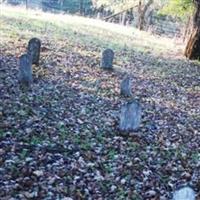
[185,1,200,59]
[138,0,153,30]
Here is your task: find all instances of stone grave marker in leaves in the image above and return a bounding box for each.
[120,76,132,97]
[27,38,41,65]
[173,187,196,200]
[18,54,33,86]
[100,48,114,69]
[119,100,141,132]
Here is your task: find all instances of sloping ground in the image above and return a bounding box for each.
[0,5,200,200]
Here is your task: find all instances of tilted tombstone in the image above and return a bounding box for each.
[120,76,132,97]
[27,38,41,65]
[119,100,141,132]
[100,48,114,69]
[173,187,196,200]
[18,54,33,86]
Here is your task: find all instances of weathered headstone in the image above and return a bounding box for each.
[18,54,33,86]
[173,187,196,200]
[119,100,141,132]
[27,38,41,65]
[100,48,114,69]
[120,76,132,97]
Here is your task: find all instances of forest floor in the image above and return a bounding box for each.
[0,5,200,200]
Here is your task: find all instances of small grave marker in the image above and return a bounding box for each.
[27,38,41,65]
[120,76,132,97]
[119,100,141,132]
[173,187,195,200]
[18,54,33,86]
[100,48,114,69]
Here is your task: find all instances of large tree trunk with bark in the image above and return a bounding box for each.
[183,16,192,42]
[185,1,200,59]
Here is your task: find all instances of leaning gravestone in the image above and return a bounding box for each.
[18,54,33,86]
[119,100,141,132]
[27,38,41,65]
[173,187,196,200]
[120,76,132,97]
[100,48,114,69]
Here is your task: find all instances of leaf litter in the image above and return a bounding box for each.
[0,20,200,200]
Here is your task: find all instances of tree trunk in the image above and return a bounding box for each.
[79,0,84,15]
[121,12,126,25]
[25,0,28,10]
[183,16,192,42]
[137,0,142,29]
[185,1,200,59]
[184,28,200,59]
[59,0,64,10]
[138,0,153,30]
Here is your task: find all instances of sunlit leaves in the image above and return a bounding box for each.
[161,0,194,18]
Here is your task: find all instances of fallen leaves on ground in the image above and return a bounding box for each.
[0,30,200,200]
